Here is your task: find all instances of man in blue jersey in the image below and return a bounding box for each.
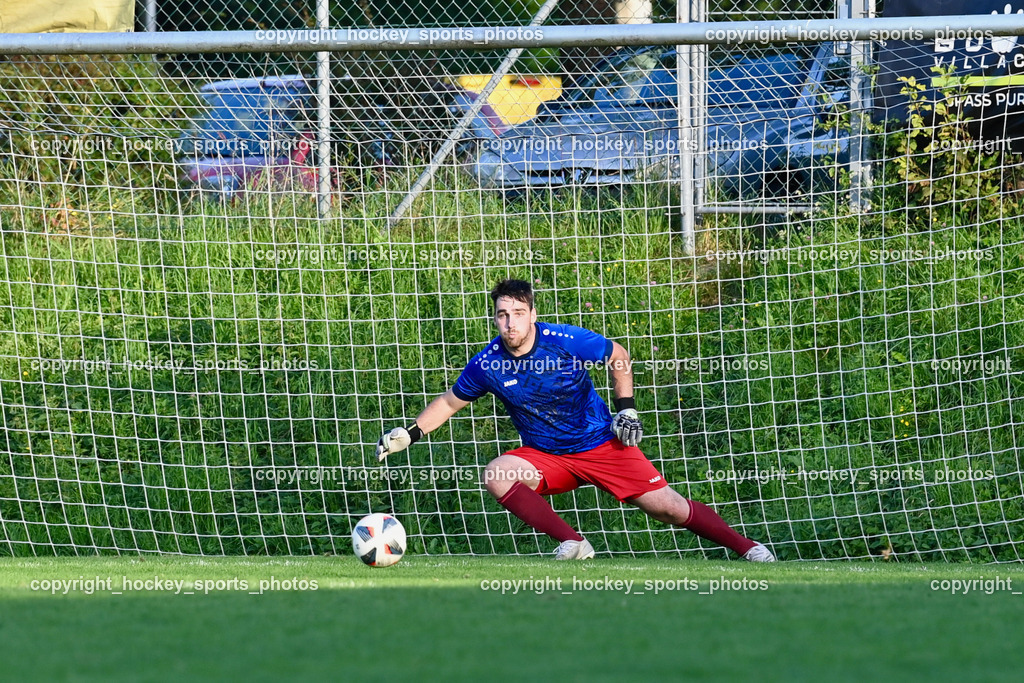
[376,279,775,562]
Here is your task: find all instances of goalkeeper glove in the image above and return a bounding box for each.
[375,424,423,461]
[611,398,642,447]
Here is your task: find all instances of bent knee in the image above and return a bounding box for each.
[643,506,685,525]
[634,491,690,526]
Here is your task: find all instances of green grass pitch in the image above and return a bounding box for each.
[2,556,1022,682]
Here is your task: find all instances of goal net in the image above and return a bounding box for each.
[1,10,1023,561]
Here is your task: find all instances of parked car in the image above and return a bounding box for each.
[176,71,455,195]
[176,75,317,198]
[456,43,851,197]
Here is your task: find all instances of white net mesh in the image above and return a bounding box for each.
[2,8,1024,561]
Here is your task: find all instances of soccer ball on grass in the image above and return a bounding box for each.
[352,513,406,567]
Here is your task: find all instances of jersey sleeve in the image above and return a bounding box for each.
[558,324,614,364]
[452,358,488,402]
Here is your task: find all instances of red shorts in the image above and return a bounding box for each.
[503,438,669,502]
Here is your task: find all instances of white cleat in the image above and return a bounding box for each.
[554,538,595,561]
[743,542,776,562]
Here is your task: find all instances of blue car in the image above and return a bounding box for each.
[176,75,317,198]
[460,43,850,197]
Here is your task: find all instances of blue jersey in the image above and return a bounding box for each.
[452,322,615,454]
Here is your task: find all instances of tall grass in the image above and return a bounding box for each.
[1,56,1023,560]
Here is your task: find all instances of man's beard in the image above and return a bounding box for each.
[503,332,524,349]
[503,329,529,350]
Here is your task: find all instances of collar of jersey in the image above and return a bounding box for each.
[499,322,541,361]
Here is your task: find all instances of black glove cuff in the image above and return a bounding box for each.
[613,396,636,412]
[407,423,424,444]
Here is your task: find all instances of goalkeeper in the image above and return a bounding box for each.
[377,279,774,562]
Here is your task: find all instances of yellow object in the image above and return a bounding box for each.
[0,0,133,32]
[455,74,562,126]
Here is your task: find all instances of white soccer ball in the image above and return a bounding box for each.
[352,513,406,567]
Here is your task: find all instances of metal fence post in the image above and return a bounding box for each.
[316,0,332,220]
[677,1,696,256]
[848,0,874,213]
[142,0,157,33]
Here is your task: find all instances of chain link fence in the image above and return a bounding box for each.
[135,0,839,75]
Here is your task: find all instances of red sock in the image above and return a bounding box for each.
[683,499,756,556]
[497,482,584,542]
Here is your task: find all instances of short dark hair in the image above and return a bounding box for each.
[490,279,534,310]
